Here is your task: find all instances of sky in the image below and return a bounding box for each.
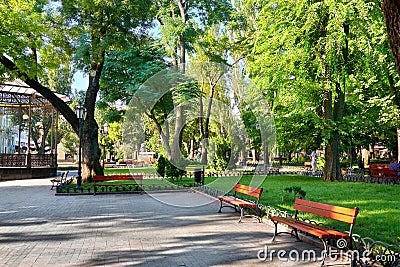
[71,71,88,92]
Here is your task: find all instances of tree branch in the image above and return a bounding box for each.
[0,55,78,133]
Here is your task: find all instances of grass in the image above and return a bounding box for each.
[104,167,158,175]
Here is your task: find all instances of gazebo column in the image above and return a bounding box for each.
[18,106,22,154]
[26,99,32,168]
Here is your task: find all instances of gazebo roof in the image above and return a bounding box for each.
[0,79,69,107]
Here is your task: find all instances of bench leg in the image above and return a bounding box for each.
[238,207,244,223]
[50,181,60,190]
[271,223,302,242]
[218,199,223,213]
[271,221,278,241]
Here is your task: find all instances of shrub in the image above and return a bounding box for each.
[155,155,166,177]
[165,159,187,180]
[282,186,306,203]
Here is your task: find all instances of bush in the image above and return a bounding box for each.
[155,155,166,177]
[58,166,78,171]
[282,186,306,203]
[210,136,233,171]
[165,159,187,180]
[156,155,187,179]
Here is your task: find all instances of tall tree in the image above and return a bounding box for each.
[146,0,233,162]
[244,0,378,181]
[382,0,400,161]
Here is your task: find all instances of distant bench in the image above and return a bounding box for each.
[50,171,73,190]
[368,164,399,184]
[218,183,263,222]
[270,198,359,265]
[93,175,143,195]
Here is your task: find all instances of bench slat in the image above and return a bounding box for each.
[234,184,263,198]
[270,216,350,239]
[294,199,358,224]
[218,183,263,222]
[218,196,256,207]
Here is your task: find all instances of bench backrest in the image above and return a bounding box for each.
[93,175,143,182]
[369,164,389,170]
[294,198,359,225]
[370,168,397,176]
[60,171,69,183]
[234,183,263,200]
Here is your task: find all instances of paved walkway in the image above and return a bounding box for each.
[0,178,349,267]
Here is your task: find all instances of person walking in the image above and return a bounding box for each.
[311,149,318,173]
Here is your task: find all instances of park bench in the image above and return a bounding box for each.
[270,198,359,265]
[93,174,143,195]
[368,164,399,184]
[50,171,72,190]
[302,162,312,169]
[218,183,263,222]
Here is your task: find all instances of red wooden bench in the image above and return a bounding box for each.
[218,183,263,222]
[93,175,143,195]
[270,198,359,265]
[368,165,399,184]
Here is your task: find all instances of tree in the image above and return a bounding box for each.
[0,0,154,181]
[243,0,380,181]
[383,0,400,77]
[382,0,400,161]
[152,0,234,163]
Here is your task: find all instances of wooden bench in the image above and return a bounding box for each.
[270,198,359,265]
[50,171,72,190]
[93,175,143,195]
[368,165,399,184]
[218,183,263,222]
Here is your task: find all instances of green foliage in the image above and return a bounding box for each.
[100,44,167,104]
[282,186,307,203]
[155,154,167,177]
[165,158,187,180]
[155,154,187,179]
[210,136,232,171]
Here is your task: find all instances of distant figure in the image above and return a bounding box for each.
[357,158,364,170]
[310,149,318,172]
[389,158,400,175]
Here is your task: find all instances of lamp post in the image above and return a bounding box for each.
[75,104,87,189]
[101,122,109,169]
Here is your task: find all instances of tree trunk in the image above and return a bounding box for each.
[324,130,342,181]
[323,82,345,181]
[382,0,400,77]
[81,42,106,182]
[171,105,184,162]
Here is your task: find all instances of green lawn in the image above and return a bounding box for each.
[104,166,161,175]
[170,174,399,246]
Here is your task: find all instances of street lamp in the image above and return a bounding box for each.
[75,104,87,189]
